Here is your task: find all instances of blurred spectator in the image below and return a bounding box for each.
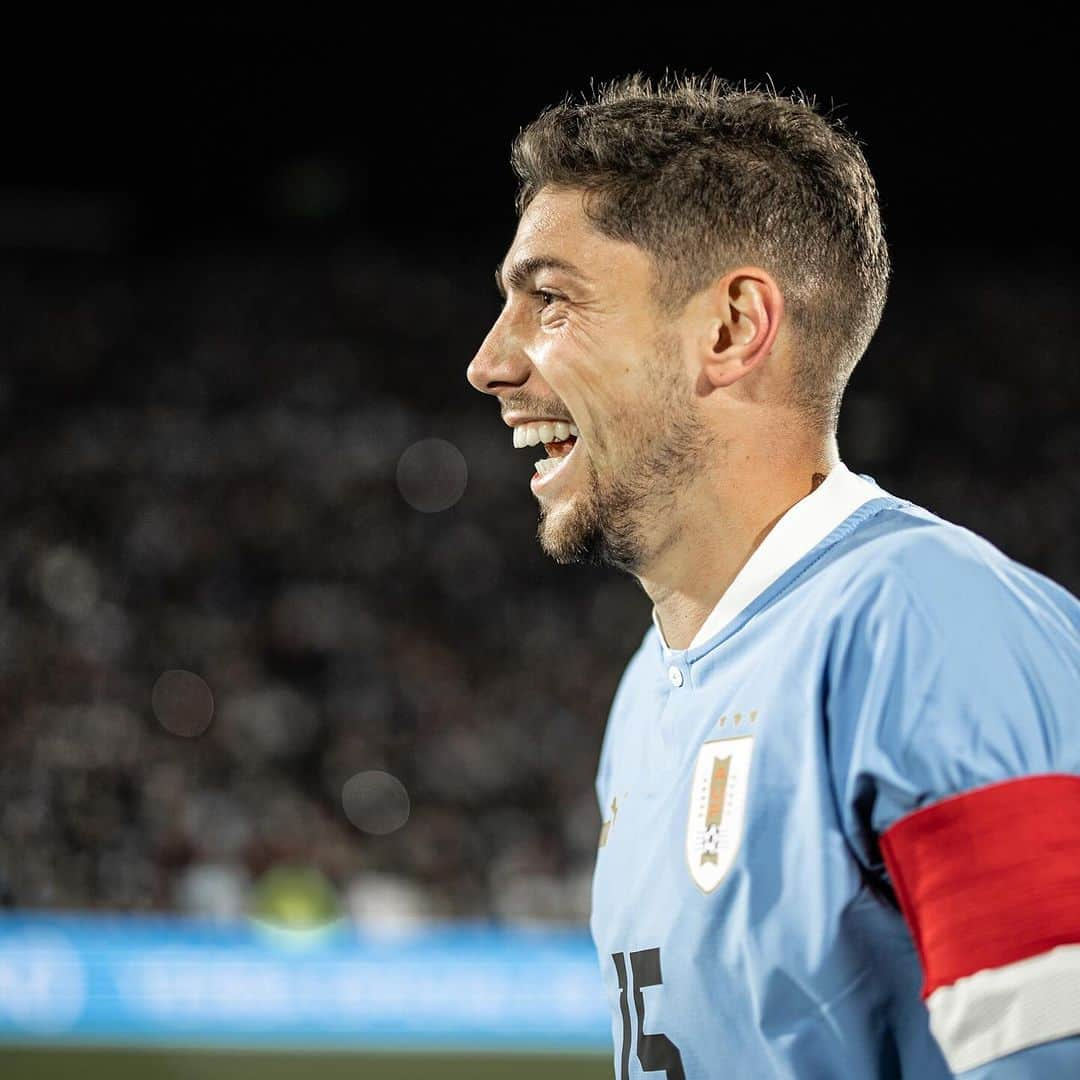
[0,248,1075,927]
[175,862,251,922]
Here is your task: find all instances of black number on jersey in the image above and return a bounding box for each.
[611,947,685,1079]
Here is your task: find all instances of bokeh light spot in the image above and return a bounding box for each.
[342,770,410,835]
[395,438,468,512]
[152,669,214,737]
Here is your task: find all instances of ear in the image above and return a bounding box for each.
[698,268,784,389]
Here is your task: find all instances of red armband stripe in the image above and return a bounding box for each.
[880,772,1080,999]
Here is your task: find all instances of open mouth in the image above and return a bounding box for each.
[532,433,580,489]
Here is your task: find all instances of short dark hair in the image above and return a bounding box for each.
[509,71,891,436]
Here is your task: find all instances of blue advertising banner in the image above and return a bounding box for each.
[0,913,610,1052]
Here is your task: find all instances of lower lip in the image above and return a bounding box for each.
[530,437,582,495]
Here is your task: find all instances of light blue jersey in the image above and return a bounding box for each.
[589,460,1080,1078]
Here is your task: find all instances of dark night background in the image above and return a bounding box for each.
[0,31,1075,922]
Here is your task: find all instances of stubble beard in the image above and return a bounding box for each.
[536,337,710,576]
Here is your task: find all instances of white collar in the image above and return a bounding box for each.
[652,460,886,653]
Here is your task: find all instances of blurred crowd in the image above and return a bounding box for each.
[0,246,1076,927]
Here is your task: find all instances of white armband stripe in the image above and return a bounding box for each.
[927,942,1080,1073]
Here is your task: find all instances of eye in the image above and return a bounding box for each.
[533,289,562,312]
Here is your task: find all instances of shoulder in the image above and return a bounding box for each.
[829,503,1080,650]
[825,506,1080,812]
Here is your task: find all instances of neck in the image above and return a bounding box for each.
[641,443,839,651]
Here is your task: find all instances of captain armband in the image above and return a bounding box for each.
[880,773,1080,1074]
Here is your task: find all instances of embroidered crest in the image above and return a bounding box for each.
[686,735,754,892]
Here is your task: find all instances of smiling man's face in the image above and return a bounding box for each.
[467,185,713,575]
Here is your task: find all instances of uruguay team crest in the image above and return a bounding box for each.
[686,735,755,892]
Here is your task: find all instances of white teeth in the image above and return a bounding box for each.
[513,421,581,449]
[535,453,570,477]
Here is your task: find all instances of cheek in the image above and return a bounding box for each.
[531,327,632,435]
[555,328,615,389]
[529,335,596,398]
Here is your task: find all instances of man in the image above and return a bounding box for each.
[466,71,1080,1078]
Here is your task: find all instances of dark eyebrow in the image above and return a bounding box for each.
[494,254,590,300]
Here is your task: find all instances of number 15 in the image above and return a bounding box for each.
[612,947,685,1079]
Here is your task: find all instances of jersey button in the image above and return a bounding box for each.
[668,665,684,687]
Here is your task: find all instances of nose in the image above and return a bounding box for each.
[466,307,528,398]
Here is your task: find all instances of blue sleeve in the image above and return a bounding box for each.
[957,1035,1080,1078]
[826,534,1080,870]
[824,530,1080,1076]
